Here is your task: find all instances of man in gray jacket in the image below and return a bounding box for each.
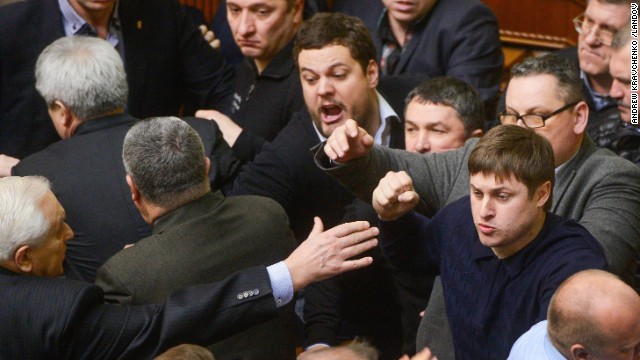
[316,54,640,359]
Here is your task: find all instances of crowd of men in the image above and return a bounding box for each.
[0,0,638,359]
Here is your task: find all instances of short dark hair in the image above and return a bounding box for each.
[509,55,584,105]
[468,125,555,211]
[405,76,485,135]
[293,12,377,73]
[123,117,209,209]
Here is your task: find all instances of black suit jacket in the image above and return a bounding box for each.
[335,0,503,108]
[96,192,299,360]
[229,79,413,241]
[0,266,277,360]
[0,0,234,158]
[12,113,239,282]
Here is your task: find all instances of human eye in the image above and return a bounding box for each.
[302,74,317,85]
[432,127,446,134]
[497,193,510,201]
[499,112,518,124]
[255,6,272,17]
[332,72,347,80]
[227,5,240,15]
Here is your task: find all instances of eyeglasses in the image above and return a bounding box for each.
[572,13,615,47]
[498,102,579,129]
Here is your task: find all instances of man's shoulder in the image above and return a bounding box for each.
[574,140,640,180]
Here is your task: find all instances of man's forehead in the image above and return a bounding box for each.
[585,0,630,28]
[506,75,561,108]
[298,45,356,69]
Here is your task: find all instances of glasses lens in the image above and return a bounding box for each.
[499,114,517,124]
[522,115,544,128]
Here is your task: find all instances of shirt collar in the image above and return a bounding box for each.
[58,0,121,48]
[377,8,429,44]
[543,324,568,359]
[249,39,296,79]
[312,90,399,144]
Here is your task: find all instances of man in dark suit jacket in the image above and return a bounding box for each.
[230,12,412,241]
[95,117,299,360]
[334,0,503,113]
[0,0,234,164]
[11,36,239,282]
[317,54,640,359]
[0,175,380,360]
[229,13,422,359]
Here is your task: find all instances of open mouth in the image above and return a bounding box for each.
[320,104,344,124]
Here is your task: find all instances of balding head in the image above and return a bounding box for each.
[298,342,379,360]
[548,270,640,359]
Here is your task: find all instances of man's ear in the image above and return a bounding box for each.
[572,101,589,135]
[48,101,76,139]
[14,245,34,274]
[292,0,304,25]
[535,180,552,208]
[126,175,141,204]
[469,129,484,138]
[204,156,211,176]
[569,344,589,360]
[366,60,379,89]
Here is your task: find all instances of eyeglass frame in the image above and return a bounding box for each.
[498,102,580,129]
[572,13,616,47]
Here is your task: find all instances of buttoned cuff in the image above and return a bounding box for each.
[267,261,294,308]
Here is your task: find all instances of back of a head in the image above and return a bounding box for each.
[293,12,377,73]
[469,125,555,210]
[406,76,485,135]
[547,269,640,355]
[298,341,379,360]
[509,55,584,105]
[35,36,128,122]
[0,176,51,263]
[122,117,209,210]
[154,344,215,360]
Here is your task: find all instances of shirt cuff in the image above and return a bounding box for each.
[266,261,294,308]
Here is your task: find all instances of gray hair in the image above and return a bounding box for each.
[405,76,485,135]
[612,22,632,49]
[0,176,51,262]
[509,55,584,104]
[35,36,128,121]
[123,117,209,209]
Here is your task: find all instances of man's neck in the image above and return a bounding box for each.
[363,92,382,138]
[68,0,114,38]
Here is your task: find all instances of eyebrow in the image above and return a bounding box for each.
[300,63,350,74]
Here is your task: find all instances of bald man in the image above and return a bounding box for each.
[508,269,640,359]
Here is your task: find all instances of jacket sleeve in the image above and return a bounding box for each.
[68,266,278,360]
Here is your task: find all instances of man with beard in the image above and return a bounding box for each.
[229,13,422,358]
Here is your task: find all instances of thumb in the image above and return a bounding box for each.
[309,216,324,237]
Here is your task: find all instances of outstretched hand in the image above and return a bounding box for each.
[284,217,378,291]
[372,171,420,221]
[324,119,374,163]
